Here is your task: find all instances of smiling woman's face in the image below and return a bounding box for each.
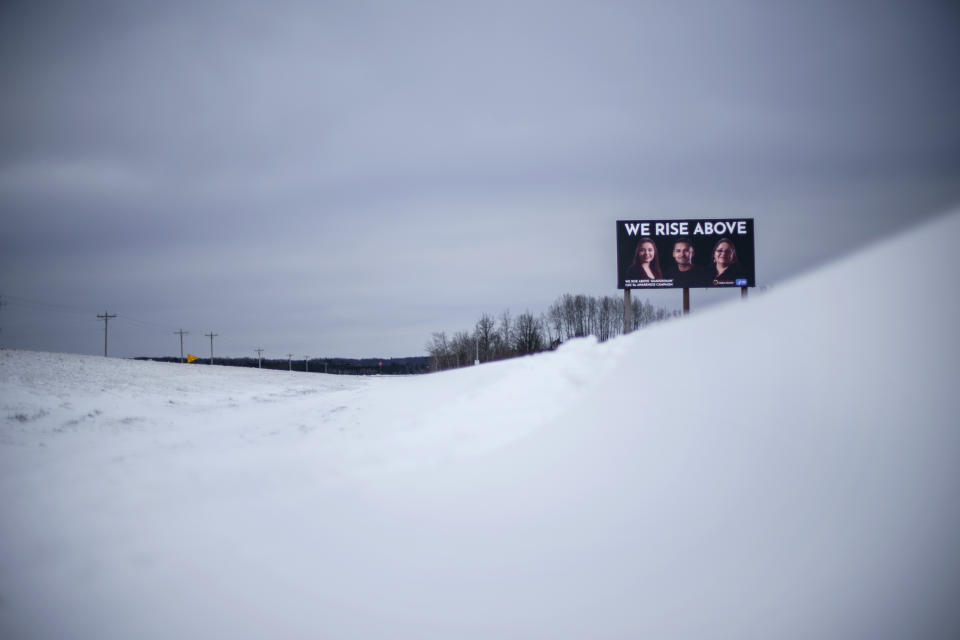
[639,242,656,264]
[714,241,734,267]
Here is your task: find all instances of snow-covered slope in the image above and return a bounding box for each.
[2,211,959,639]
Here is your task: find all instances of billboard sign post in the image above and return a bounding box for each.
[617,218,755,323]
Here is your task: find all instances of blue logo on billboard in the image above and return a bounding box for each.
[735,278,747,286]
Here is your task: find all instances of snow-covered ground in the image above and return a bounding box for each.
[2,211,959,639]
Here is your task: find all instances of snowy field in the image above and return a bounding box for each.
[2,211,960,639]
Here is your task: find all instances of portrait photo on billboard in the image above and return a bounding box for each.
[616,219,755,289]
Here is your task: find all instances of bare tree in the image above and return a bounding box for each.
[498,309,514,360]
[596,296,613,341]
[474,313,496,363]
[610,296,624,337]
[425,331,450,371]
[539,312,555,346]
[514,311,545,355]
[450,331,473,368]
[547,300,565,342]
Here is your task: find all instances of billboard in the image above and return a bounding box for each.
[616,219,755,289]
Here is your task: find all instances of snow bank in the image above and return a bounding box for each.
[2,210,959,639]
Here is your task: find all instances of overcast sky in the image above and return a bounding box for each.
[2,0,959,359]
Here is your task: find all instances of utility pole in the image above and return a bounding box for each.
[255,348,263,368]
[97,311,117,356]
[304,356,309,373]
[174,329,189,363]
[287,353,293,371]
[205,332,217,365]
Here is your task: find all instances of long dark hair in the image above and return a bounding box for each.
[630,237,662,279]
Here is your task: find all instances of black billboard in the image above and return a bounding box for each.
[616,219,755,289]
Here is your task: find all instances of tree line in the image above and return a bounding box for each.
[135,356,430,375]
[426,293,678,371]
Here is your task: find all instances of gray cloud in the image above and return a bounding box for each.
[2,0,959,357]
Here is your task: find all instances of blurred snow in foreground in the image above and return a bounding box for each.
[2,210,959,639]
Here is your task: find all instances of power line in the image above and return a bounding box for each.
[117,313,181,331]
[1,294,204,335]
[0,293,188,336]
[1,293,94,316]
